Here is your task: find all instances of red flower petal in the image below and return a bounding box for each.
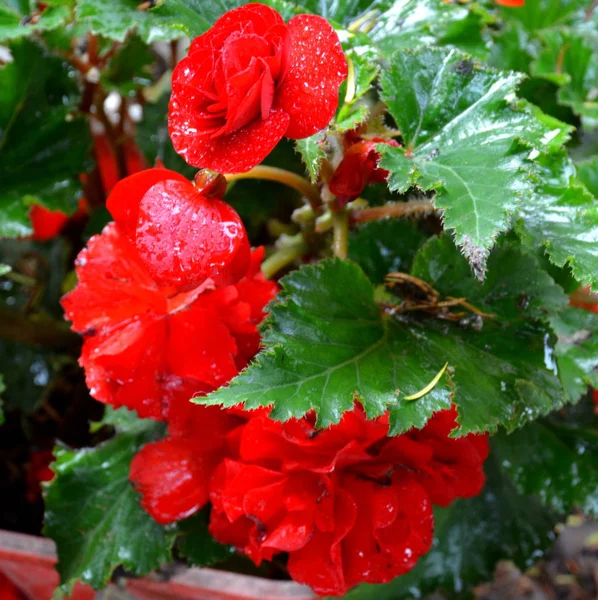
[169,107,289,173]
[106,168,187,241]
[62,223,166,333]
[135,178,250,290]
[29,205,69,240]
[275,15,347,139]
[130,437,213,524]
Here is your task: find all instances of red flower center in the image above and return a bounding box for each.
[188,12,291,138]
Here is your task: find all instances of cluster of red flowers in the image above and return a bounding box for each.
[60,5,493,596]
[131,404,489,596]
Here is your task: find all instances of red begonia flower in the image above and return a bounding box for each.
[106,168,250,291]
[495,0,524,6]
[168,3,348,173]
[207,406,489,596]
[329,137,398,206]
[61,223,277,419]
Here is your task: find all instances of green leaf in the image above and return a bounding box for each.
[364,0,488,58]
[498,0,592,32]
[551,306,598,402]
[348,220,427,285]
[531,29,598,123]
[0,38,91,238]
[198,256,566,436]
[493,418,598,518]
[577,156,598,197]
[0,0,71,42]
[516,152,598,288]
[44,424,174,593]
[335,46,379,132]
[177,511,233,567]
[136,92,197,179]
[341,453,558,600]
[101,35,155,96]
[75,0,235,43]
[411,234,568,323]
[295,131,327,182]
[379,47,564,278]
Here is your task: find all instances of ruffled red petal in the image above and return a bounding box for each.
[275,15,347,139]
[130,437,213,524]
[168,107,289,173]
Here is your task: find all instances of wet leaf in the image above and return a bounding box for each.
[44,423,173,593]
[516,152,598,288]
[493,417,598,518]
[0,38,91,237]
[551,306,598,402]
[199,253,566,436]
[379,47,567,278]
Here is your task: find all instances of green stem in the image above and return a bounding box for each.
[225,166,321,211]
[332,209,349,259]
[261,238,309,279]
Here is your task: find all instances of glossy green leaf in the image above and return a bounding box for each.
[379,47,564,278]
[199,256,566,436]
[576,156,598,197]
[364,0,488,58]
[0,38,91,237]
[494,418,598,518]
[75,0,234,43]
[0,0,71,42]
[295,131,327,182]
[44,424,174,593]
[551,306,598,402]
[498,0,592,32]
[335,46,379,132]
[411,234,568,323]
[348,220,427,284]
[531,29,598,123]
[516,152,598,287]
[177,511,233,567]
[341,453,558,600]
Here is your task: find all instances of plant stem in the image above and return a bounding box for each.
[350,200,434,224]
[261,238,309,279]
[225,166,321,211]
[332,209,349,259]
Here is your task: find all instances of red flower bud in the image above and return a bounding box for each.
[168,3,347,173]
[329,138,397,206]
[106,168,250,291]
